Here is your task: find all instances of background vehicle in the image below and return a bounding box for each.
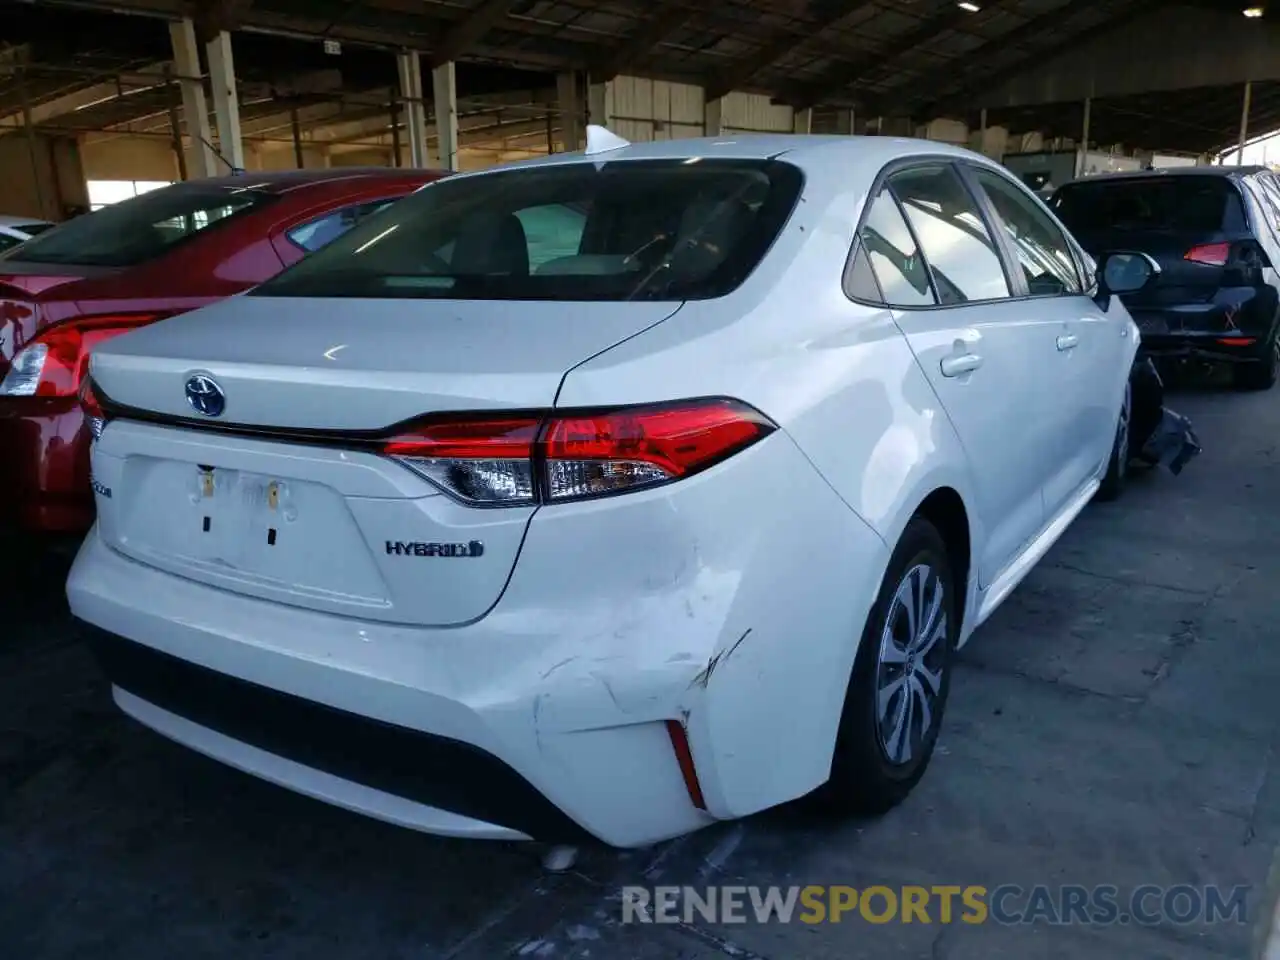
[1049,167,1280,390]
[0,168,443,537]
[0,215,54,253]
[69,133,1149,848]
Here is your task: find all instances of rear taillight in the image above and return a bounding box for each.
[384,398,776,506]
[79,378,107,441]
[0,314,162,398]
[1184,243,1231,267]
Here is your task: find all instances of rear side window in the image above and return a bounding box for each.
[1049,177,1247,235]
[287,199,399,253]
[16,222,53,236]
[889,165,1011,304]
[856,190,936,307]
[5,184,276,267]
[251,159,804,302]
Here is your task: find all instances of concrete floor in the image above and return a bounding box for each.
[3,380,1279,960]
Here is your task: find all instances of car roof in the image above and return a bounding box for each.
[443,133,992,180]
[163,167,444,195]
[1057,166,1271,187]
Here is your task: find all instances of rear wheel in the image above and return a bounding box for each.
[1233,333,1279,391]
[1096,381,1131,502]
[821,517,956,816]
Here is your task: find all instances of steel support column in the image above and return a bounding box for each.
[1075,97,1091,178]
[556,72,582,152]
[1238,81,1252,165]
[205,30,244,171]
[396,51,429,168]
[168,18,217,178]
[792,107,812,135]
[432,61,459,171]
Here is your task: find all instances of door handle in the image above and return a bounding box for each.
[940,353,983,378]
[1056,333,1079,351]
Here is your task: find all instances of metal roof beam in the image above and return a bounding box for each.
[704,2,876,104]
[919,0,1165,119]
[786,2,999,111]
[591,1,695,83]
[430,0,521,68]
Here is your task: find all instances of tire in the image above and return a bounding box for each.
[821,516,957,817]
[1233,333,1279,391]
[1095,380,1131,503]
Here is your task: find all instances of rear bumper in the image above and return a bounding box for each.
[0,396,94,535]
[1138,332,1269,364]
[1130,285,1276,364]
[84,624,588,842]
[67,431,889,847]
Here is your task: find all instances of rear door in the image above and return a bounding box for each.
[861,163,1049,586]
[963,162,1129,516]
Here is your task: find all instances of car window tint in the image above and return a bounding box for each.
[288,199,398,252]
[4,184,275,267]
[889,166,1011,304]
[1050,176,1246,235]
[859,189,936,307]
[971,167,1081,296]
[250,159,804,302]
[0,234,20,253]
[513,204,588,270]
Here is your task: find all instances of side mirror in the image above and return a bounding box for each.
[1095,250,1160,307]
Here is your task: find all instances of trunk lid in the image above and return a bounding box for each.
[0,263,120,374]
[88,295,680,625]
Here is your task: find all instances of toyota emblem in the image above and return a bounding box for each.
[185,374,226,418]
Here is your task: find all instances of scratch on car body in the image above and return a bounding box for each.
[689,628,753,690]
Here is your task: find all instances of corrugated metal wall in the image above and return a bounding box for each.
[609,75,705,142]
[721,92,795,134]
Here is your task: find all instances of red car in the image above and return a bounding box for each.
[0,167,443,539]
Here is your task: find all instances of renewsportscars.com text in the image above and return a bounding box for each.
[620,884,1251,927]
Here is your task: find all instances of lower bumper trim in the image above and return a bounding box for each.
[79,622,591,843]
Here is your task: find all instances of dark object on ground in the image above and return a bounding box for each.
[1128,354,1201,475]
[1138,409,1201,475]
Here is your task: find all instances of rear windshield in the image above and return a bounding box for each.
[1049,177,1246,235]
[250,158,803,302]
[3,184,277,267]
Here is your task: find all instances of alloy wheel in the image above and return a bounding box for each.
[875,563,948,766]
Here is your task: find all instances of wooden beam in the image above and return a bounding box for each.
[429,0,521,68]
[703,2,876,104]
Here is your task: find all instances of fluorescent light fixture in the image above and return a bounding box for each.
[1243,6,1264,16]
[958,1,981,11]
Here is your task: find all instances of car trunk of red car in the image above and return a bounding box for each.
[0,263,124,377]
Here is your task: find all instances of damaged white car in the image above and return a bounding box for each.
[68,128,1153,848]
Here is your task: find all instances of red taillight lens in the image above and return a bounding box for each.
[1184,243,1231,267]
[384,398,775,506]
[384,417,542,505]
[0,314,161,398]
[79,378,107,441]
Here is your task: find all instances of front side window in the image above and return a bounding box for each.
[251,159,804,302]
[3,183,275,267]
[889,166,1011,305]
[971,167,1081,296]
[857,189,936,307]
[287,199,399,253]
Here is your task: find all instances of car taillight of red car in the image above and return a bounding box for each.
[0,314,163,400]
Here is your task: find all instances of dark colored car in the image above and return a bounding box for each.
[0,167,444,538]
[1049,166,1280,390]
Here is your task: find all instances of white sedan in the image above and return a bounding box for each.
[68,129,1150,848]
